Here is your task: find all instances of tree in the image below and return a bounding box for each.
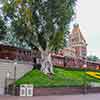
[2,0,77,74]
[87,55,99,61]
[64,30,70,47]
[0,16,7,40]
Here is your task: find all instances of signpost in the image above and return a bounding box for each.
[20,84,33,96]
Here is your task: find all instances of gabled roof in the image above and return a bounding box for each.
[0,41,11,46]
[0,41,31,51]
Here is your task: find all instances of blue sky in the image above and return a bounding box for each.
[71,0,100,57]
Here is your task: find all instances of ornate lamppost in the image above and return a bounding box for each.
[13,61,17,95]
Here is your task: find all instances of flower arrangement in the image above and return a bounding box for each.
[86,72,100,79]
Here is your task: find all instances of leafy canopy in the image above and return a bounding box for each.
[2,0,76,51]
[0,16,7,40]
[87,55,99,61]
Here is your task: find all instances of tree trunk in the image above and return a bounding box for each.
[40,50,54,74]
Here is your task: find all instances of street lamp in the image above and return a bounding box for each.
[83,59,87,94]
[6,72,10,79]
[13,61,17,95]
[14,62,17,81]
[83,64,87,68]
[5,72,10,95]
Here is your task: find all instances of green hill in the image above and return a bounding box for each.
[16,67,100,87]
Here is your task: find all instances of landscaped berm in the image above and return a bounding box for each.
[16,67,100,87]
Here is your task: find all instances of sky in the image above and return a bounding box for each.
[71,0,100,57]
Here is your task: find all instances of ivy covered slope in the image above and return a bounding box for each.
[16,67,100,87]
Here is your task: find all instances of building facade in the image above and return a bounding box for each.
[59,24,87,59]
[68,24,87,58]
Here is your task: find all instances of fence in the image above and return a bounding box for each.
[52,55,100,70]
[6,86,100,96]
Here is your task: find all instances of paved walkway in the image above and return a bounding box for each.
[0,93,100,100]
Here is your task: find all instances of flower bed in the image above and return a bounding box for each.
[86,72,100,79]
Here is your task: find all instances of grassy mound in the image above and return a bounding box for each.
[16,67,100,87]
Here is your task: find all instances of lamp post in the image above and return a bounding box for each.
[13,61,17,95]
[14,62,17,81]
[83,58,87,94]
[5,72,10,95]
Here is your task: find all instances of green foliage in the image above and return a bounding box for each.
[87,55,99,61]
[49,32,64,52]
[2,0,77,51]
[0,16,7,40]
[16,67,100,87]
[5,32,30,48]
[64,30,70,47]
